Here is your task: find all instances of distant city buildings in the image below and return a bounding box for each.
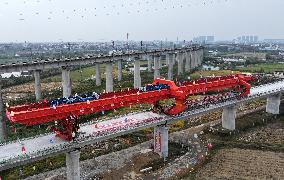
[236,35,258,44]
[193,36,215,44]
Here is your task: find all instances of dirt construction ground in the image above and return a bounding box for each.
[195,148,284,180]
[237,121,284,145]
[194,110,284,180]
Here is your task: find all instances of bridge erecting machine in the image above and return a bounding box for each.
[6,74,254,141]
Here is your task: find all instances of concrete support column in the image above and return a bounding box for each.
[177,52,184,75]
[172,53,176,66]
[154,125,168,159]
[166,54,170,66]
[222,105,237,130]
[194,51,198,68]
[159,56,162,68]
[117,59,122,82]
[185,52,191,72]
[62,67,72,97]
[154,55,160,79]
[95,64,101,86]
[0,77,7,142]
[66,150,80,180]
[198,50,202,65]
[175,53,178,64]
[200,49,204,64]
[34,70,42,101]
[134,58,141,88]
[189,51,192,70]
[167,54,174,80]
[201,49,204,62]
[195,50,199,66]
[147,55,152,72]
[190,51,195,69]
[196,50,199,66]
[266,93,281,114]
[105,62,113,92]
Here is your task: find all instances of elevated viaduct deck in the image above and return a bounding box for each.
[0,80,283,172]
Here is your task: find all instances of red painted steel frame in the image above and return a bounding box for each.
[6,74,253,126]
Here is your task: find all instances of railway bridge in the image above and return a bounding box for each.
[0,46,204,141]
[0,80,283,180]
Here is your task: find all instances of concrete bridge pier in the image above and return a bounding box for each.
[168,53,174,80]
[194,51,198,68]
[222,105,237,130]
[154,125,169,159]
[175,53,178,64]
[166,54,170,66]
[66,150,80,180]
[197,50,200,66]
[34,70,42,100]
[154,55,160,79]
[198,50,203,65]
[134,58,141,88]
[105,62,113,92]
[200,49,204,64]
[95,64,101,86]
[0,77,7,142]
[185,51,191,72]
[62,67,72,97]
[190,51,195,69]
[147,55,152,72]
[159,56,162,69]
[195,50,199,67]
[196,50,200,66]
[177,52,184,75]
[117,59,122,82]
[195,50,199,66]
[266,93,281,114]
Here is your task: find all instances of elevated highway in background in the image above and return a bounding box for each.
[0,80,283,172]
[0,47,202,73]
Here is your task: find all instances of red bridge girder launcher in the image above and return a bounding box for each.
[6,74,254,141]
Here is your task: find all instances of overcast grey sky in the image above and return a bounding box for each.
[0,0,283,42]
